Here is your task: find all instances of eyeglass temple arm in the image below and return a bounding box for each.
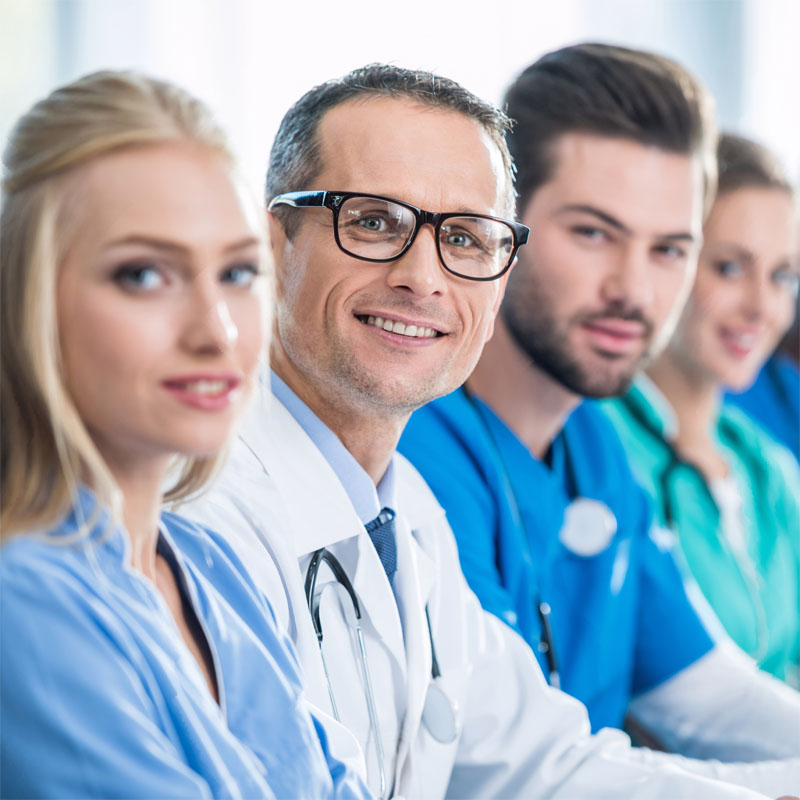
[268,190,327,210]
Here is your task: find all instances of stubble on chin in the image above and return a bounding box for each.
[502,301,649,399]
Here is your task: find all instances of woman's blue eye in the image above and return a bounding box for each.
[222,263,260,287]
[112,263,164,291]
[773,268,800,294]
[714,259,743,278]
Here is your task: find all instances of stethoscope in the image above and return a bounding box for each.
[304,544,460,800]
[619,393,769,662]
[461,385,618,688]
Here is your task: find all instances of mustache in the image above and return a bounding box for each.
[576,302,654,338]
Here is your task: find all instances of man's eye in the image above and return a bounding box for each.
[222,262,261,287]
[445,231,475,248]
[357,216,388,232]
[112,263,164,291]
[654,243,687,261]
[572,226,607,242]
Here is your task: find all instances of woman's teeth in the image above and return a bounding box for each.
[181,380,228,395]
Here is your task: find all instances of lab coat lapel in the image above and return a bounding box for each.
[256,393,407,681]
[393,513,437,779]
[255,398,359,555]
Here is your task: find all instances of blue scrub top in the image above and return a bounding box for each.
[0,490,369,800]
[399,389,714,732]
[725,354,799,462]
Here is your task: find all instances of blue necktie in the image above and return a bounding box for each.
[365,507,397,581]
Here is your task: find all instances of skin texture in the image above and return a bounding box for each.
[269,96,511,482]
[57,142,268,699]
[470,133,704,457]
[647,186,799,478]
[59,144,266,477]
[657,187,798,392]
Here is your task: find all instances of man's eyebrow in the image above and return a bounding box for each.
[103,234,261,254]
[557,204,698,242]
[556,204,631,235]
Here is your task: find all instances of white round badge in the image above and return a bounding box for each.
[559,498,617,557]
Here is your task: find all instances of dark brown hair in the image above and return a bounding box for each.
[505,43,718,215]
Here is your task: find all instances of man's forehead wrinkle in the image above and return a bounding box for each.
[314,98,507,216]
[539,134,702,237]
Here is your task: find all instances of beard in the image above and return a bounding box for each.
[501,269,655,399]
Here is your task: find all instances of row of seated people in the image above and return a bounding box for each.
[1,44,798,800]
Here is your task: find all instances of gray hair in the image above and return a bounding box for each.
[266,63,515,231]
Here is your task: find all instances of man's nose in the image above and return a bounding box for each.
[600,243,654,310]
[385,225,448,297]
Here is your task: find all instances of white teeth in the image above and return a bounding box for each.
[184,380,227,395]
[725,331,756,348]
[362,315,438,339]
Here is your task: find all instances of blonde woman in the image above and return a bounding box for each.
[0,72,368,799]
[605,134,800,685]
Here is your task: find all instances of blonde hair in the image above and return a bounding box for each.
[1,70,257,538]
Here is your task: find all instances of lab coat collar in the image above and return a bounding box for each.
[240,383,364,556]
[242,382,409,672]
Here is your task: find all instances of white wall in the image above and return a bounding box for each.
[1,0,797,198]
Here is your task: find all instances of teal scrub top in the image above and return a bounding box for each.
[603,379,800,684]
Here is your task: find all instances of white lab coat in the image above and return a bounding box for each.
[182,381,798,800]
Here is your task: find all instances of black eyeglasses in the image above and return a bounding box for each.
[268,190,529,282]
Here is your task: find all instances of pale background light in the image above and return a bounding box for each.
[1,0,798,200]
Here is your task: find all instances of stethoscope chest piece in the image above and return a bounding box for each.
[422,678,460,744]
[559,498,617,557]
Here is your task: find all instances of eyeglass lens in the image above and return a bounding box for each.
[337,196,514,279]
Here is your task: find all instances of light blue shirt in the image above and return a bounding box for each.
[272,371,397,522]
[0,489,370,800]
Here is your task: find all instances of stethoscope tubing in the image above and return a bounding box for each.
[304,544,458,799]
[461,385,561,687]
[620,395,770,662]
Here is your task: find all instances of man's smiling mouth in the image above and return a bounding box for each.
[357,314,443,339]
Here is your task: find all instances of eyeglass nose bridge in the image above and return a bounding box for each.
[396,208,447,261]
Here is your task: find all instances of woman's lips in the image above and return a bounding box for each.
[718,327,759,359]
[161,374,242,411]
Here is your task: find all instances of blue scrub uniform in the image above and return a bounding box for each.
[726,354,799,462]
[399,388,714,732]
[1,490,368,800]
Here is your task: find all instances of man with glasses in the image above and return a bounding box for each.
[185,64,797,799]
[400,43,800,766]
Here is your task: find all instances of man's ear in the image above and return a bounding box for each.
[484,271,510,343]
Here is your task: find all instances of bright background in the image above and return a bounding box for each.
[1,0,798,199]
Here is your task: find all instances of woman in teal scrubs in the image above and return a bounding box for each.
[605,134,800,685]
